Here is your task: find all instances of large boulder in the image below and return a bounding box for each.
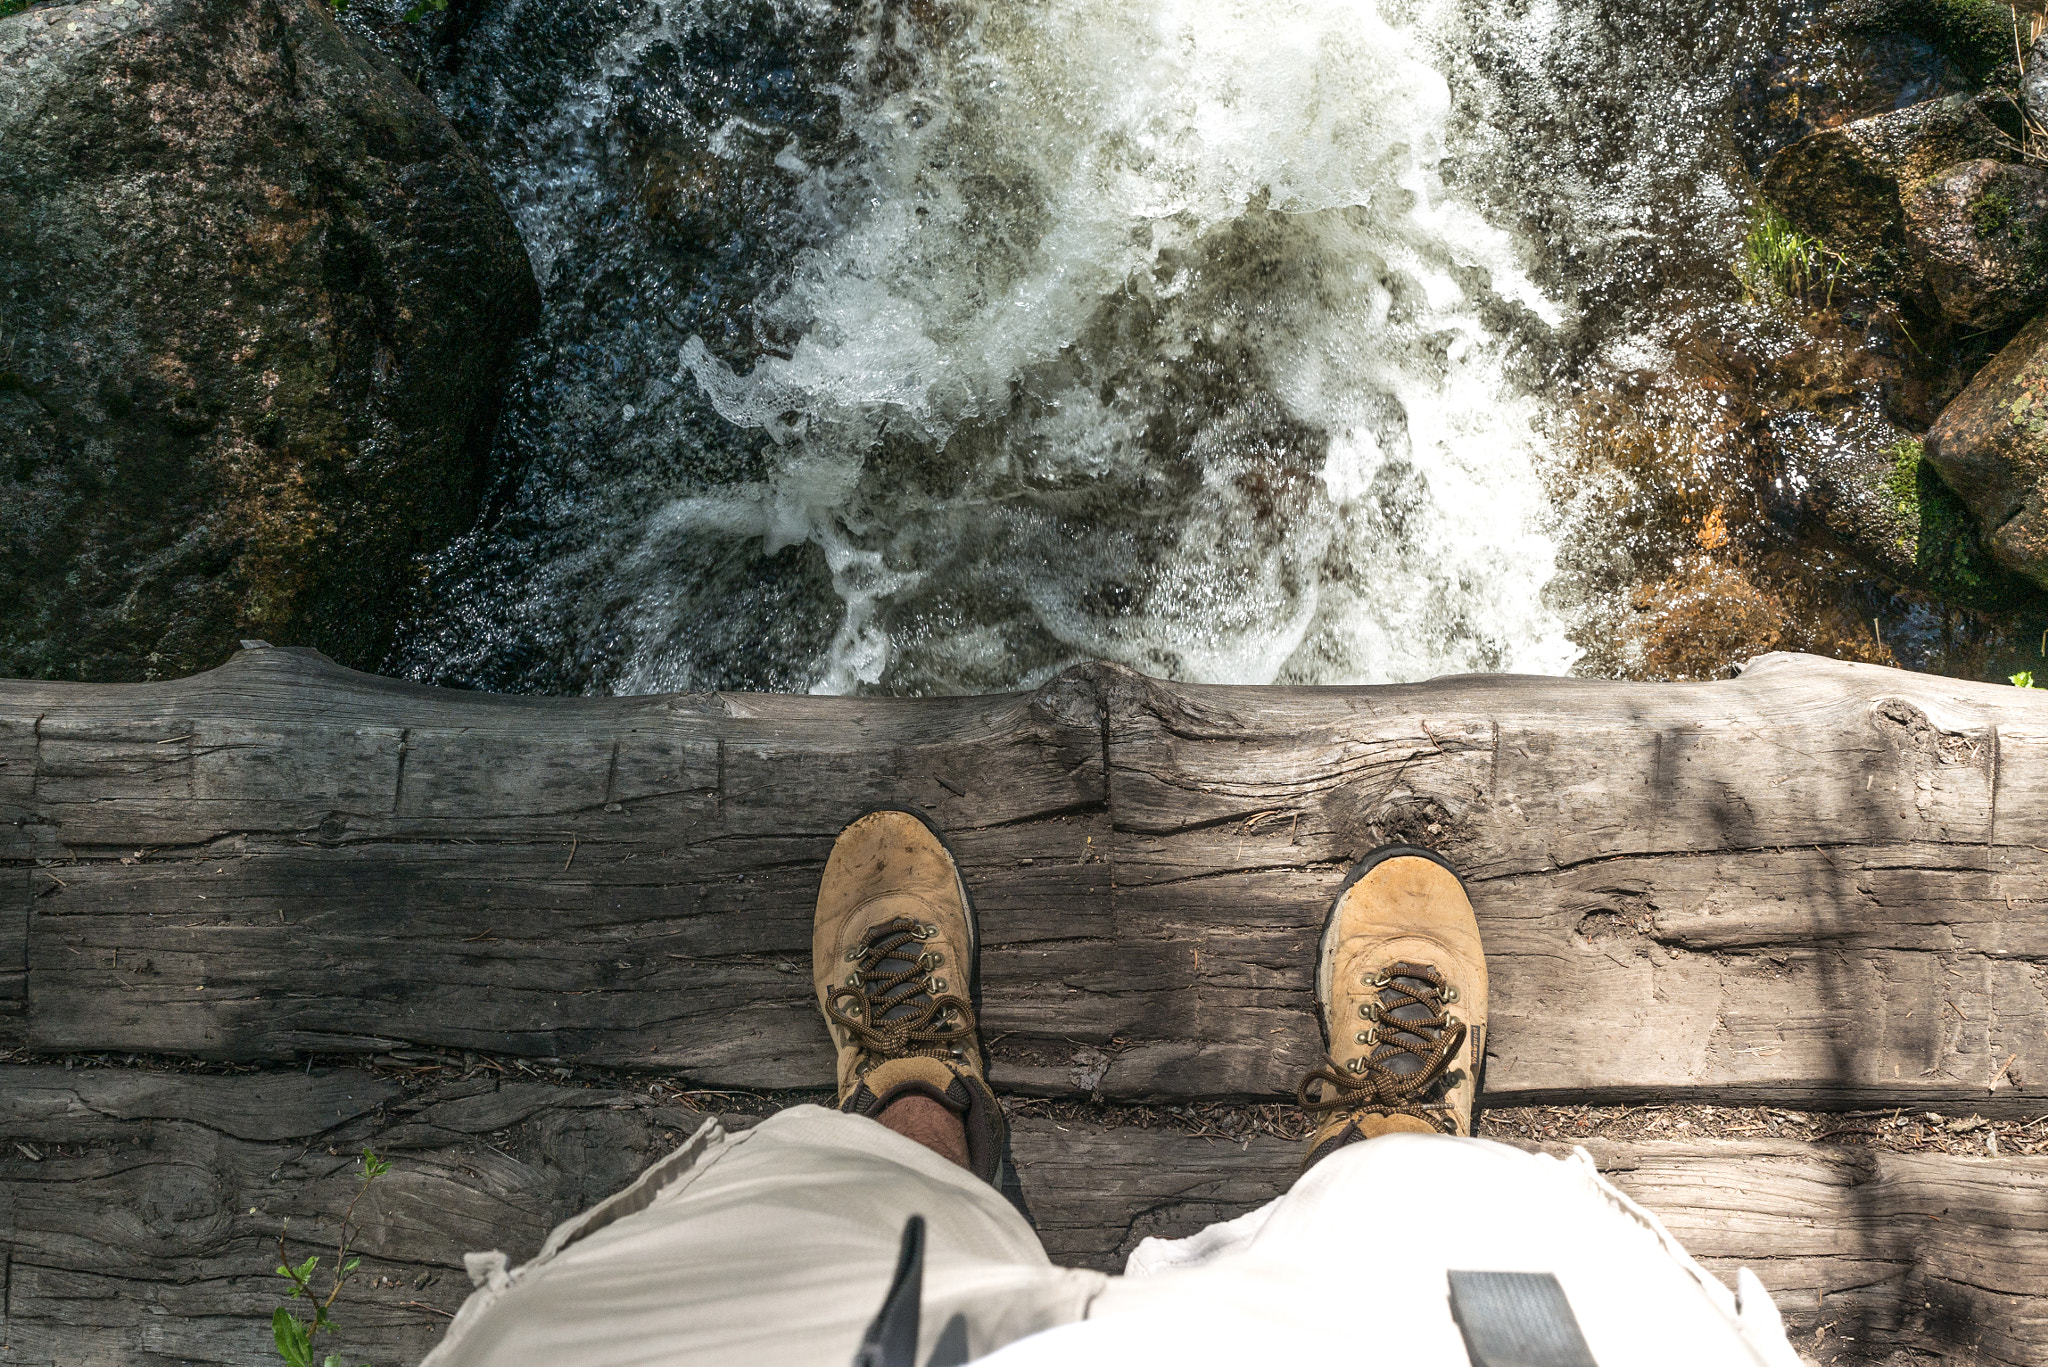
[0,0,539,682]
[1762,91,2023,268]
[1924,311,2048,588]
[1903,159,2048,330]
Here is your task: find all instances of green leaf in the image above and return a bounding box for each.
[2014,671,2037,688]
[343,1257,361,1273]
[273,1307,314,1367]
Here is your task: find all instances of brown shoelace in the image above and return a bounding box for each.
[824,916,979,1070]
[1297,960,1467,1135]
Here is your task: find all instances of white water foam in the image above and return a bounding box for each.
[409,0,1603,696]
[592,0,1576,693]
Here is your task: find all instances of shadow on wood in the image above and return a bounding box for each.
[3,647,2047,1364]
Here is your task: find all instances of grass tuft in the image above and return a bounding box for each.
[1737,204,1846,305]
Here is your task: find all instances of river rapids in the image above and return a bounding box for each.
[380,0,1971,695]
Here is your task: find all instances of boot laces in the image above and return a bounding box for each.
[825,916,977,1071]
[1297,960,1467,1135]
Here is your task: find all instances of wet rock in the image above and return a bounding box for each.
[0,0,540,682]
[1762,91,2023,268]
[1904,159,2048,330]
[1836,0,2038,84]
[2028,36,2048,129]
[1924,312,2048,589]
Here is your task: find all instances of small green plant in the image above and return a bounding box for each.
[272,1148,391,1367]
[2015,671,2038,688]
[1738,204,1845,305]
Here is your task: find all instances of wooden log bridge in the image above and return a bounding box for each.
[2,646,2046,1365]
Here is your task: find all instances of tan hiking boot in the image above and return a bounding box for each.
[1297,845,1488,1166]
[813,810,1007,1182]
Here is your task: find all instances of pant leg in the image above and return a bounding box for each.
[421,1105,1105,1367]
[980,1135,1802,1367]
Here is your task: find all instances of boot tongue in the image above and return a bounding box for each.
[1375,970,1442,1077]
[859,916,933,1023]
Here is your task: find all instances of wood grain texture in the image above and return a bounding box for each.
[0,1066,710,1367]
[2,1066,2041,1366]
[5,646,2048,1111]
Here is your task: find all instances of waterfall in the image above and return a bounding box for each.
[394,0,1776,695]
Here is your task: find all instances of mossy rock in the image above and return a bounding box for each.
[1760,92,2022,280]
[1884,439,2040,606]
[1837,0,2029,83]
[1924,312,2048,591]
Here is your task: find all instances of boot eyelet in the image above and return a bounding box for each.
[1442,984,1460,1004]
[916,923,938,940]
[845,946,863,961]
[1368,970,1391,987]
[1354,1030,1371,1044]
[1346,1057,1366,1074]
[930,977,947,991]
[1357,1002,1380,1021]
[847,972,862,987]
[919,952,941,969]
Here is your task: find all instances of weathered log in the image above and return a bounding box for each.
[1,1066,2042,1366]
[4,646,2046,1112]
[0,1066,706,1366]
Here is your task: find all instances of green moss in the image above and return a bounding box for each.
[0,0,34,18]
[1841,0,2024,82]
[1878,437,2044,607]
[1883,436,1923,521]
[1910,452,2043,606]
[1972,189,2016,241]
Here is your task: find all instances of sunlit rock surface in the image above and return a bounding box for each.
[0,0,538,681]
[1903,159,2048,332]
[1761,91,2022,269]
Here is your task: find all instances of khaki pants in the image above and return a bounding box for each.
[421,1105,1801,1367]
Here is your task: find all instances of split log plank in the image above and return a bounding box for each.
[0,1066,711,1367]
[1,1066,2042,1366]
[4,648,2047,1110]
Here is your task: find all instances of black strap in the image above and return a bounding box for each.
[1447,1270,1599,1367]
[852,1215,925,1367]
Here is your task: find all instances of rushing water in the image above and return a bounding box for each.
[380,0,2017,695]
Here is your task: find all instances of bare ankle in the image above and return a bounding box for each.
[876,1093,970,1169]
